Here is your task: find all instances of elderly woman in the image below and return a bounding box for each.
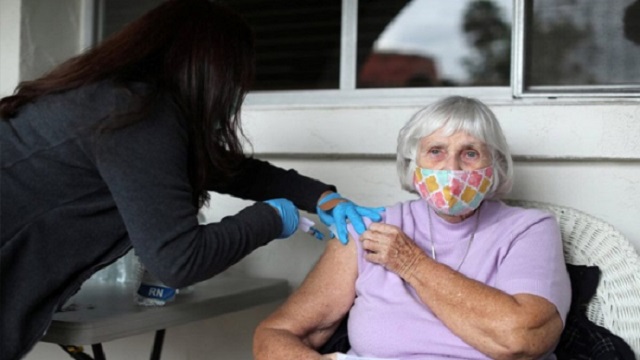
[253,96,571,360]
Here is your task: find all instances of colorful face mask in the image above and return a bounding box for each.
[413,166,494,216]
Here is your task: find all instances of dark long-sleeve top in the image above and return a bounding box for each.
[0,81,334,360]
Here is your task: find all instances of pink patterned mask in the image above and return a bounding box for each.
[413,166,494,216]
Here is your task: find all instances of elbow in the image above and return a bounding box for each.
[148,271,187,289]
[253,323,268,360]
[489,319,562,360]
[489,338,547,360]
[155,265,212,289]
[252,321,294,360]
[150,262,207,289]
[157,275,190,289]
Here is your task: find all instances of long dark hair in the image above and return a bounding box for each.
[0,0,255,207]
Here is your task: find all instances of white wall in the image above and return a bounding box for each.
[238,102,640,252]
[19,0,83,82]
[5,1,639,360]
[0,0,83,97]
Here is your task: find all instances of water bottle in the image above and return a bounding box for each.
[86,251,137,285]
[133,256,176,306]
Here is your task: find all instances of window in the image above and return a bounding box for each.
[98,0,161,40]
[94,0,638,100]
[226,0,513,90]
[222,0,342,90]
[512,0,640,97]
[356,0,512,88]
[95,0,512,92]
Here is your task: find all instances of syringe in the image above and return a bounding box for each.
[298,217,324,240]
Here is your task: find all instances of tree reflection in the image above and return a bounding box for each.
[461,0,511,86]
[529,16,591,86]
[624,0,640,45]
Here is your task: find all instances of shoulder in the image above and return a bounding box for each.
[485,200,556,225]
[344,200,418,241]
[54,80,136,108]
[380,198,430,229]
[482,200,561,243]
[30,81,160,126]
[64,80,176,115]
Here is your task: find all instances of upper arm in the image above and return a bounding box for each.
[93,101,199,260]
[257,235,358,348]
[495,215,570,355]
[209,157,334,212]
[496,215,571,325]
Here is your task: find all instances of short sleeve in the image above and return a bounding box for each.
[495,214,572,324]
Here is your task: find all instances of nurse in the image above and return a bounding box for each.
[0,1,382,359]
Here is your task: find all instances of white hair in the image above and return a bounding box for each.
[396,96,513,199]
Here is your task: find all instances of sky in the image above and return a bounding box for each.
[374,0,513,82]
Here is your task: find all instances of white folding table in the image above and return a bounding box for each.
[41,275,290,360]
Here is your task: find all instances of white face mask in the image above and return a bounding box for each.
[413,166,494,216]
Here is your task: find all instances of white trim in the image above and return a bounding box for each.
[0,0,21,96]
[241,102,640,159]
[95,0,106,43]
[251,153,640,163]
[244,87,513,109]
[519,85,640,98]
[339,0,358,90]
[511,0,526,98]
[79,0,96,52]
[243,86,640,109]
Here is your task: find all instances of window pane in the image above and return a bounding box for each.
[101,0,163,39]
[528,0,640,87]
[100,0,341,91]
[357,0,513,88]
[223,0,341,91]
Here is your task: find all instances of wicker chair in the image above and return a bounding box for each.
[504,199,640,355]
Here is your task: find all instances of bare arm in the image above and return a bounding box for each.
[405,254,563,359]
[360,222,563,360]
[253,237,358,360]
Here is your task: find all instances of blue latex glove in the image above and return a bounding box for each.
[264,198,300,239]
[316,192,385,244]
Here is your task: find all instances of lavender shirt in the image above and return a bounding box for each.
[346,199,571,360]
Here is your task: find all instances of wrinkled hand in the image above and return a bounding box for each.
[316,192,385,245]
[264,198,299,239]
[359,222,425,279]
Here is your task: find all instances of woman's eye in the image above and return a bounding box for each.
[464,150,479,159]
[429,148,444,157]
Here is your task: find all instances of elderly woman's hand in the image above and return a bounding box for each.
[359,222,426,279]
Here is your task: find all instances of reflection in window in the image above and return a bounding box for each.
[100,0,163,39]
[357,0,513,88]
[98,0,342,91]
[223,0,342,91]
[527,0,640,87]
[98,0,514,91]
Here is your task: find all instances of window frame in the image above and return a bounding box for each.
[511,0,640,99]
[245,0,513,107]
[88,0,640,107]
